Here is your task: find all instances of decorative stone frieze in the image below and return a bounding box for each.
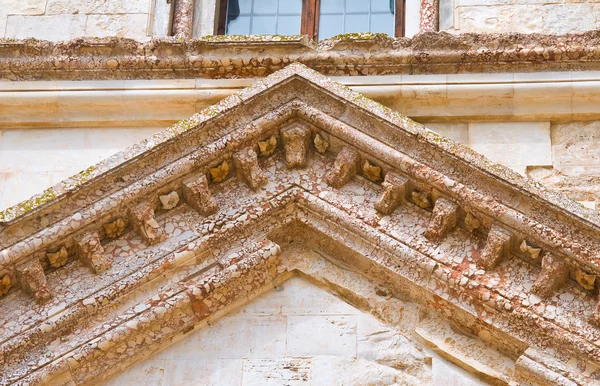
[209,160,230,183]
[478,224,512,270]
[17,259,51,304]
[4,32,600,81]
[233,148,268,191]
[281,126,311,169]
[424,197,459,242]
[531,254,569,298]
[182,175,218,216]
[75,232,111,274]
[374,172,408,215]
[411,191,431,209]
[129,203,167,245]
[325,147,360,188]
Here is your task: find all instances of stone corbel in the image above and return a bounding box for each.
[183,174,218,216]
[531,254,569,298]
[233,147,268,190]
[281,125,311,169]
[478,224,512,270]
[17,259,51,304]
[325,146,360,188]
[129,202,167,245]
[374,172,408,215]
[424,197,459,241]
[75,232,112,274]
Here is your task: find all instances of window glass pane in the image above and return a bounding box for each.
[319,14,344,39]
[226,0,301,35]
[252,16,277,34]
[279,0,302,14]
[321,0,344,14]
[346,0,370,13]
[370,13,394,34]
[371,0,393,13]
[253,0,278,14]
[345,14,370,32]
[318,0,396,39]
[227,15,252,34]
[277,15,301,34]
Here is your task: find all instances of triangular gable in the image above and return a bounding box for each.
[1,63,599,385]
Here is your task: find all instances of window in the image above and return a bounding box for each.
[218,0,405,39]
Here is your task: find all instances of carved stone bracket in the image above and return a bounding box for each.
[183,175,218,216]
[424,197,459,242]
[17,259,51,304]
[129,203,167,245]
[531,254,569,298]
[75,232,111,274]
[478,224,512,270]
[325,146,360,188]
[234,148,268,191]
[281,125,311,169]
[375,172,408,215]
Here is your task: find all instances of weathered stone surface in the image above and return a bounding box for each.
[424,197,459,242]
[374,172,408,215]
[129,202,166,245]
[478,224,511,270]
[233,148,268,191]
[182,175,218,216]
[75,231,111,274]
[17,259,51,304]
[531,253,569,298]
[325,147,360,188]
[281,125,311,169]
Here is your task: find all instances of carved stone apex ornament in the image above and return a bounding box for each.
[183,175,218,216]
[325,146,360,188]
[233,147,268,190]
[478,224,512,270]
[374,172,408,215]
[281,125,311,169]
[129,202,167,245]
[17,259,51,304]
[531,253,569,298]
[424,197,459,242]
[75,231,111,274]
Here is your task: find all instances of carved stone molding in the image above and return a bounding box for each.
[129,203,167,245]
[281,125,311,169]
[478,224,512,270]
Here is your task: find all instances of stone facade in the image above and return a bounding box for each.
[2,1,600,385]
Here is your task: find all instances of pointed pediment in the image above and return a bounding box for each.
[1,63,600,385]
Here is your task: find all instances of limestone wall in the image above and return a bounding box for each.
[1,0,153,41]
[3,0,600,40]
[446,0,600,34]
[103,276,491,385]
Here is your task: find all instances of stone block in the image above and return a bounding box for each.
[552,121,600,175]
[286,315,357,357]
[5,14,86,41]
[468,122,551,168]
[425,123,468,144]
[102,359,166,386]
[85,14,150,41]
[164,359,242,385]
[47,0,150,15]
[241,358,310,385]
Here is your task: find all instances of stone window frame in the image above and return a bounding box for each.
[165,0,441,38]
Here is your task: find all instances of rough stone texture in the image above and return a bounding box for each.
[4,32,600,80]
[1,64,600,385]
[453,2,600,35]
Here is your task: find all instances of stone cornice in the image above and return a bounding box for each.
[2,31,600,80]
[2,63,600,384]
